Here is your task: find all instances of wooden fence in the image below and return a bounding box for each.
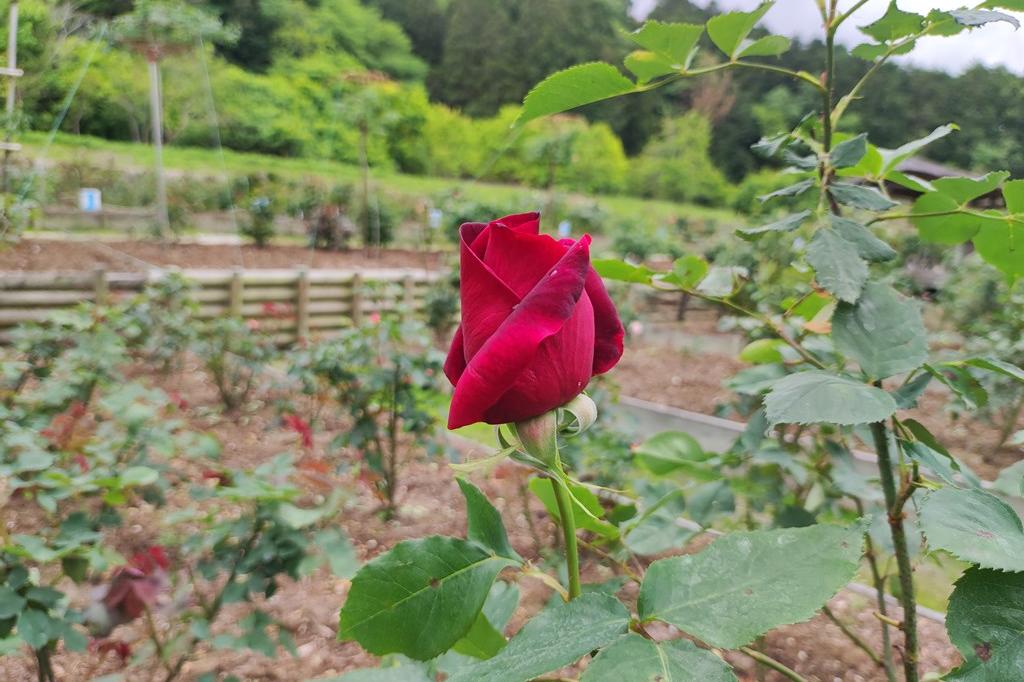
[0,266,445,344]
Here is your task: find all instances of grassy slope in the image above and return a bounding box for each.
[21,131,740,236]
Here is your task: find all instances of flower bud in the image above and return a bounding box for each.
[512,410,559,468]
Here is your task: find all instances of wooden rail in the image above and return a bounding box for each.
[0,266,445,344]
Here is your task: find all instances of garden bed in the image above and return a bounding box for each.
[0,239,448,273]
[0,354,962,682]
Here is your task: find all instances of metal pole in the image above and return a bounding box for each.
[148,56,169,237]
[2,1,19,193]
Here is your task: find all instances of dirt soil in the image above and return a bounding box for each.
[0,239,447,272]
[608,339,1024,480]
[0,353,962,682]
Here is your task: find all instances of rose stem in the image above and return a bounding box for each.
[549,476,581,600]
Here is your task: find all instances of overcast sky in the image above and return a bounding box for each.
[631,0,1024,74]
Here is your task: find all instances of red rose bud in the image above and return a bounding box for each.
[444,213,624,429]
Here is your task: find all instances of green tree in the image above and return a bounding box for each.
[629,112,729,205]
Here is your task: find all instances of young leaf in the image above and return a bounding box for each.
[629,21,704,66]
[860,1,925,41]
[457,478,521,561]
[945,568,1024,681]
[338,536,516,660]
[633,431,711,477]
[707,1,773,58]
[830,134,868,169]
[736,35,791,58]
[950,8,1020,28]
[764,370,897,427]
[447,593,630,682]
[974,217,1024,281]
[828,183,898,211]
[900,439,962,486]
[919,487,1024,572]
[758,179,814,202]
[955,357,1024,385]
[451,611,507,659]
[739,338,786,364]
[877,124,958,176]
[528,478,619,539]
[832,282,928,380]
[912,193,984,244]
[581,634,737,681]
[592,259,654,284]
[806,228,869,303]
[831,217,897,262]
[737,210,811,240]
[516,63,635,127]
[638,523,863,648]
[933,171,1011,203]
[624,51,676,84]
[659,254,709,289]
[924,363,989,409]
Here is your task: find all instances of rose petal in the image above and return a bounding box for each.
[458,223,520,359]
[483,225,569,298]
[443,326,467,384]
[448,236,593,429]
[484,291,594,424]
[584,269,624,374]
[493,211,540,234]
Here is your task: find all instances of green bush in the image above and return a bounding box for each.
[628,113,731,206]
[241,196,276,247]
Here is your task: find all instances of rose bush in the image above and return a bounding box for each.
[444,212,624,428]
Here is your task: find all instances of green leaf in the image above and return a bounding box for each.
[957,358,1024,385]
[696,266,746,298]
[706,1,773,58]
[0,587,26,620]
[447,593,630,682]
[806,228,868,303]
[758,179,814,203]
[623,491,695,556]
[739,339,786,364]
[832,282,928,380]
[877,124,958,177]
[860,1,924,41]
[451,611,507,660]
[457,478,521,561]
[900,439,962,487]
[14,450,53,472]
[1004,178,1024,213]
[764,370,897,427]
[581,633,737,681]
[830,134,868,168]
[120,466,159,487]
[623,51,676,84]
[638,523,862,648]
[945,568,1024,681]
[633,431,711,478]
[925,363,989,410]
[974,217,1024,281]
[950,8,1020,28]
[933,171,1010,203]
[831,217,897,262]
[828,183,898,211]
[919,487,1024,572]
[688,480,736,525]
[736,35,791,58]
[661,254,709,289]
[982,0,1024,9]
[737,210,811,240]
[851,41,913,60]
[315,529,359,579]
[528,478,619,539]
[592,259,653,284]
[17,608,55,650]
[516,63,636,127]
[993,461,1024,497]
[337,536,515,660]
[629,21,704,67]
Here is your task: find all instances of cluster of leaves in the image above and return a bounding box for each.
[286,315,445,514]
[192,316,278,412]
[0,283,358,680]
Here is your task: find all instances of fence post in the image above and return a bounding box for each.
[350,272,363,326]
[93,268,108,306]
[229,268,243,318]
[402,274,415,320]
[296,267,310,342]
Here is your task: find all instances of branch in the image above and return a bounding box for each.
[739,647,810,682]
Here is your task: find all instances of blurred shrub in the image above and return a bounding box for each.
[628,113,731,206]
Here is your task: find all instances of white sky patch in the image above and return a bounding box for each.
[631,0,1024,74]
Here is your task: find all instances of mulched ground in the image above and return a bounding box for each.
[0,354,962,682]
[0,239,447,272]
